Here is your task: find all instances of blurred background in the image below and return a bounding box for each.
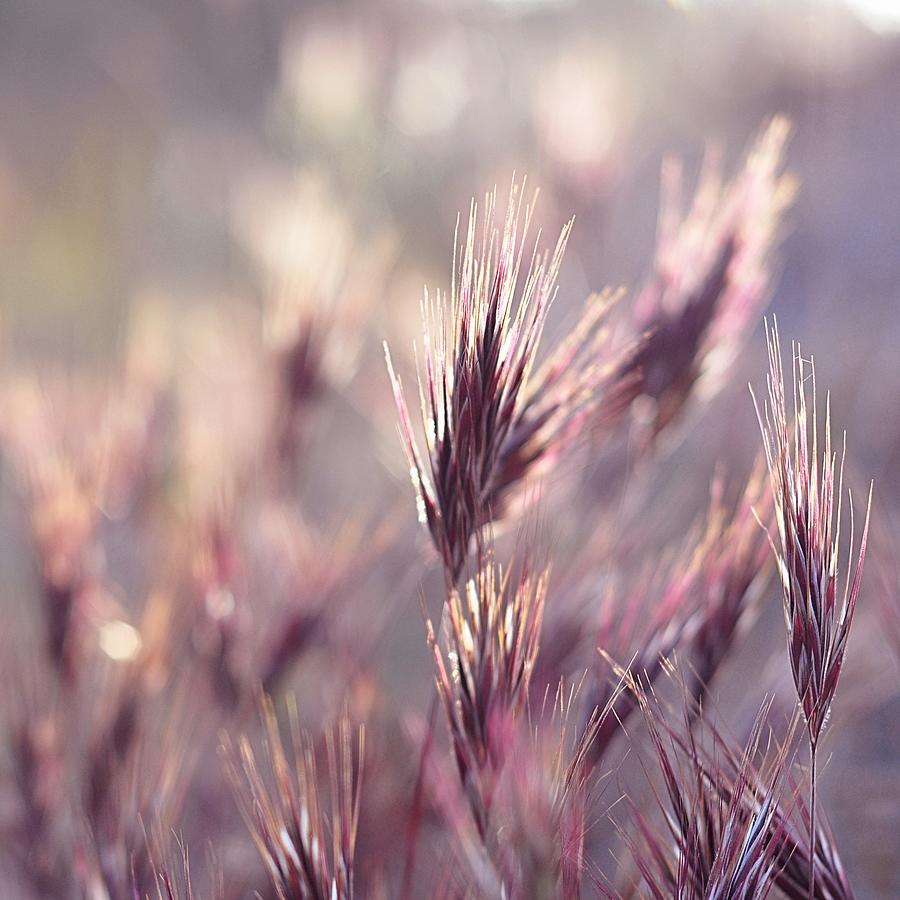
[2,0,899,476]
[1,0,899,896]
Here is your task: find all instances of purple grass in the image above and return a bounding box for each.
[222,697,364,900]
[753,321,872,900]
[619,118,793,447]
[604,668,792,900]
[427,546,548,836]
[385,183,632,582]
[4,115,894,900]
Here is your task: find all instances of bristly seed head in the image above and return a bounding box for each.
[386,181,629,582]
[222,697,365,900]
[428,547,548,835]
[752,319,872,748]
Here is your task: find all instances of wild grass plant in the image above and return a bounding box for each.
[0,118,891,900]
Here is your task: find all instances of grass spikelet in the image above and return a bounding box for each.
[753,320,871,900]
[607,670,791,900]
[427,546,548,835]
[386,182,631,582]
[222,697,365,900]
[620,117,793,445]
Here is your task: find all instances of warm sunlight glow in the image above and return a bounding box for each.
[845,0,900,30]
[98,619,143,662]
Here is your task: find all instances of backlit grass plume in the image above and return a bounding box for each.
[451,683,619,900]
[386,183,629,582]
[607,672,790,900]
[584,490,751,766]
[427,548,548,836]
[685,463,773,710]
[753,321,871,900]
[223,699,365,900]
[620,118,794,445]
